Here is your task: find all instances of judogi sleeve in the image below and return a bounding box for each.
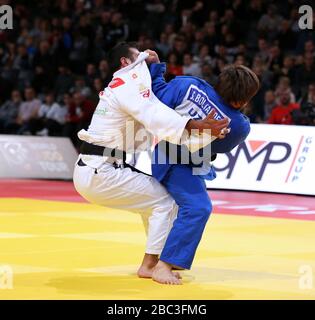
[112,74,191,145]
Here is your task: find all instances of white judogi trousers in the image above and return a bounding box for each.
[73,155,178,255]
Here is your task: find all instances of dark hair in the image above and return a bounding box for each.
[215,65,260,107]
[107,42,139,74]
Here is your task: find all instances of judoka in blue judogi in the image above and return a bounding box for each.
[149,63,251,269]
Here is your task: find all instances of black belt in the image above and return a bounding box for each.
[79,141,127,162]
[78,144,150,176]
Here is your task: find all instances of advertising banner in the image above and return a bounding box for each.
[0,135,77,179]
[209,124,315,195]
[134,124,315,196]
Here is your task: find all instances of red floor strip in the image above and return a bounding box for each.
[0,179,315,221]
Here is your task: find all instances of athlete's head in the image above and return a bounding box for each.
[107,42,140,74]
[215,65,260,109]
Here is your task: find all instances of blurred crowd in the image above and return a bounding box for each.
[0,0,315,147]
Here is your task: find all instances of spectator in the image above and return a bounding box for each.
[90,78,104,104]
[274,77,296,104]
[13,44,32,90]
[263,90,277,121]
[278,56,296,86]
[194,44,213,66]
[70,76,92,98]
[98,59,111,87]
[292,83,315,125]
[268,92,300,125]
[25,35,36,57]
[0,90,22,133]
[304,40,315,57]
[215,45,234,64]
[256,38,270,65]
[295,53,315,94]
[166,53,183,78]
[252,62,273,89]
[156,33,171,59]
[33,40,56,84]
[62,92,95,146]
[257,4,283,40]
[234,55,247,67]
[163,23,177,47]
[105,12,129,49]
[214,57,228,74]
[267,45,283,75]
[35,92,67,136]
[300,83,315,108]
[85,63,98,88]
[183,53,201,77]
[16,87,41,134]
[171,36,187,63]
[69,30,89,73]
[54,65,74,97]
[277,20,296,52]
[145,0,166,37]
[0,0,314,138]
[200,63,217,86]
[191,30,205,56]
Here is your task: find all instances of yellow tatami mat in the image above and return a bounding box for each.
[0,198,314,300]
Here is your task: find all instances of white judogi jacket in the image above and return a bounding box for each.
[78,52,211,168]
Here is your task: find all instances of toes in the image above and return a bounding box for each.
[172,278,182,285]
[167,276,182,285]
[153,276,182,285]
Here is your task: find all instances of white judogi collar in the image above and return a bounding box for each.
[113,52,149,77]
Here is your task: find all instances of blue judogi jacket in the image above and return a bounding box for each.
[149,63,251,182]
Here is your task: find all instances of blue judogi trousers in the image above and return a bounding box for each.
[159,164,212,269]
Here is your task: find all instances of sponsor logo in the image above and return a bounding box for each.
[109,78,125,89]
[138,84,150,98]
[138,83,147,91]
[287,136,312,183]
[94,107,107,116]
[214,139,292,181]
[141,89,150,98]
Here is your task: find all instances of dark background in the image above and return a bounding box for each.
[0,0,315,147]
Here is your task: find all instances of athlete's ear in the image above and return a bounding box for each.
[120,56,131,68]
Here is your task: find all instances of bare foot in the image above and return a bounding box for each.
[137,265,154,278]
[173,272,182,279]
[138,266,182,279]
[152,261,182,285]
[137,253,158,279]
